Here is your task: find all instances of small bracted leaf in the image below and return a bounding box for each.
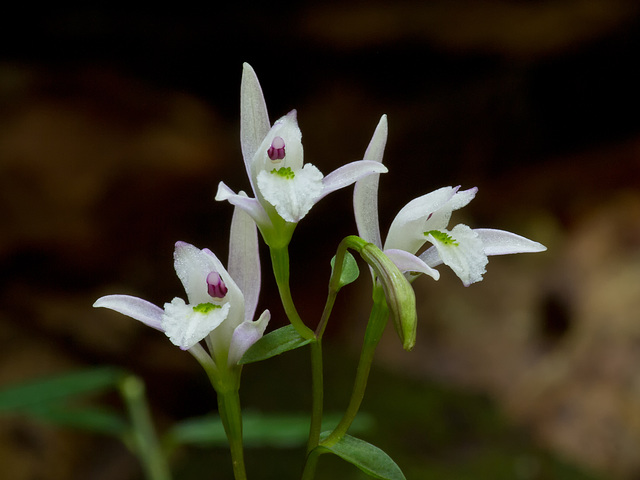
[330,251,360,289]
[318,433,406,480]
[239,325,313,364]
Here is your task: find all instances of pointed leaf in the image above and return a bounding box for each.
[0,367,125,412]
[26,404,128,436]
[239,325,312,364]
[330,251,360,289]
[318,433,406,480]
[168,412,374,449]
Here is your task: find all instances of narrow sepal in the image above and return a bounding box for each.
[93,295,164,331]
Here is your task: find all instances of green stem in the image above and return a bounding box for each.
[217,387,247,480]
[119,375,172,480]
[306,340,324,454]
[323,287,388,446]
[301,448,322,480]
[269,246,316,340]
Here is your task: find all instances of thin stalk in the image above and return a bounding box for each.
[119,375,172,480]
[217,387,247,480]
[323,287,388,446]
[269,246,315,340]
[306,340,324,454]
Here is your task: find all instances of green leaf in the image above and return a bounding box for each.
[26,404,128,436]
[0,367,125,412]
[318,433,406,480]
[167,411,374,449]
[330,251,360,289]
[239,325,312,364]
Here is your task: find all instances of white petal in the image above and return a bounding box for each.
[384,186,457,253]
[384,249,440,280]
[319,160,388,202]
[251,111,304,181]
[257,163,324,223]
[93,294,164,331]
[353,115,388,248]
[162,298,231,350]
[475,228,547,255]
[174,242,227,305]
[423,186,477,232]
[418,246,443,268]
[425,224,488,286]
[227,309,271,366]
[215,182,272,228]
[228,205,261,323]
[363,114,388,164]
[241,63,271,190]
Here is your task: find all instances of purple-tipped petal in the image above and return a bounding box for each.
[319,160,388,202]
[241,63,271,188]
[228,205,261,323]
[475,228,547,255]
[227,309,271,366]
[174,241,227,305]
[384,249,440,280]
[94,295,164,331]
[353,115,387,248]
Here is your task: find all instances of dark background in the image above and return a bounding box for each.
[2,1,640,478]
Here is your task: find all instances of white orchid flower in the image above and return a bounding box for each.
[354,115,546,286]
[94,207,269,368]
[216,63,388,247]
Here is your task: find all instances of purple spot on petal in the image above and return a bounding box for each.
[206,272,228,298]
[267,136,286,160]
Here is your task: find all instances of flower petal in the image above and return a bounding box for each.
[319,160,388,202]
[227,309,271,366]
[474,228,547,255]
[423,186,477,232]
[93,294,164,331]
[241,63,271,190]
[425,224,488,286]
[228,205,261,323]
[384,186,457,253]
[251,111,304,182]
[257,163,324,223]
[353,115,388,248]
[215,182,272,228]
[174,242,228,305]
[384,248,440,280]
[162,298,231,350]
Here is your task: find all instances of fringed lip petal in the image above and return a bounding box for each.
[319,160,388,202]
[474,228,547,255]
[94,295,164,331]
[384,249,440,280]
[425,224,488,286]
[257,163,324,223]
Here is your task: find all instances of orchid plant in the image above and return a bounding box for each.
[92,63,546,480]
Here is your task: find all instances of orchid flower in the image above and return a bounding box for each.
[94,206,270,370]
[215,63,388,248]
[354,115,546,286]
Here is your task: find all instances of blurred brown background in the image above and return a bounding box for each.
[2,1,640,479]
